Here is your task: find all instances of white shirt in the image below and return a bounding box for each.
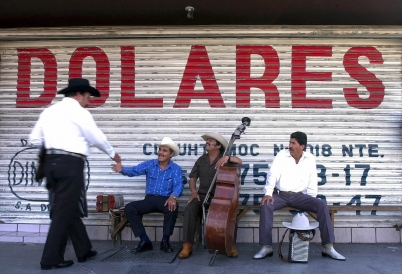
[263,149,318,197]
[29,97,115,158]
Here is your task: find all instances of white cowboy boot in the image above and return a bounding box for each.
[253,245,273,259]
[322,243,346,261]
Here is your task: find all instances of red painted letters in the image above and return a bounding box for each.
[69,47,110,108]
[291,45,333,108]
[120,46,163,108]
[343,47,384,109]
[15,44,385,110]
[17,48,57,108]
[236,46,280,108]
[173,45,225,108]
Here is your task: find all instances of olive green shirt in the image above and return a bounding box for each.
[189,152,223,197]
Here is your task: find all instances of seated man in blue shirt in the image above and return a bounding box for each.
[112,137,183,253]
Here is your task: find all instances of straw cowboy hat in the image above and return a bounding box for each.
[282,213,319,230]
[201,133,228,149]
[57,78,101,97]
[159,137,180,156]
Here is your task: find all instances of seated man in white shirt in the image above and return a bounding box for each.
[253,131,345,261]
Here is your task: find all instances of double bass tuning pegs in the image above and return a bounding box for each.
[233,117,251,137]
[241,117,251,126]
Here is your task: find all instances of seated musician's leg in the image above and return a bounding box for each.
[179,198,202,259]
[254,193,287,259]
[124,195,155,253]
[159,196,178,253]
[289,193,346,261]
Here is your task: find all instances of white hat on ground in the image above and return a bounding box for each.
[282,212,319,230]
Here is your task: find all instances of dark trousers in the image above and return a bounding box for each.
[124,195,178,238]
[40,154,92,265]
[182,194,205,244]
[259,192,335,245]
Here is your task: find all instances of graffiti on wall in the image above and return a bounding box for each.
[8,139,90,211]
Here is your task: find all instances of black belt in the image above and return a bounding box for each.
[46,149,86,161]
[274,188,302,195]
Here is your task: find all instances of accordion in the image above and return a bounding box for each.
[288,229,315,263]
[96,195,124,212]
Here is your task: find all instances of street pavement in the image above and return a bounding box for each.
[0,240,401,274]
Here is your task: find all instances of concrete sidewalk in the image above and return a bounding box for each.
[0,241,401,274]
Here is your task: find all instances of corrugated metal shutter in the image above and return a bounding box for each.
[0,26,401,229]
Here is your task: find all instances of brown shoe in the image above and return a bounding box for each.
[178,242,193,259]
[228,245,238,258]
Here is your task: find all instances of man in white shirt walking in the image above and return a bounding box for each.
[253,131,345,261]
[29,78,121,270]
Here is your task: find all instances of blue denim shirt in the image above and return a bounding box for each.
[121,159,183,197]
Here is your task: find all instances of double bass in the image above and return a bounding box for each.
[202,117,251,265]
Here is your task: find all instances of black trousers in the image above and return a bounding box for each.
[124,195,178,238]
[40,154,92,265]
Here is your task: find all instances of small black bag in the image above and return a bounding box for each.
[35,146,47,184]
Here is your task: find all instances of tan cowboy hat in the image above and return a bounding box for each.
[282,213,319,230]
[201,133,228,149]
[159,137,180,156]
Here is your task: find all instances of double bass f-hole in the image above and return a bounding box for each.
[203,117,251,265]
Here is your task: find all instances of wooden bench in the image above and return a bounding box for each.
[109,204,402,246]
[236,204,402,227]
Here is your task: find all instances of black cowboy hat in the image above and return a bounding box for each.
[57,78,101,97]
